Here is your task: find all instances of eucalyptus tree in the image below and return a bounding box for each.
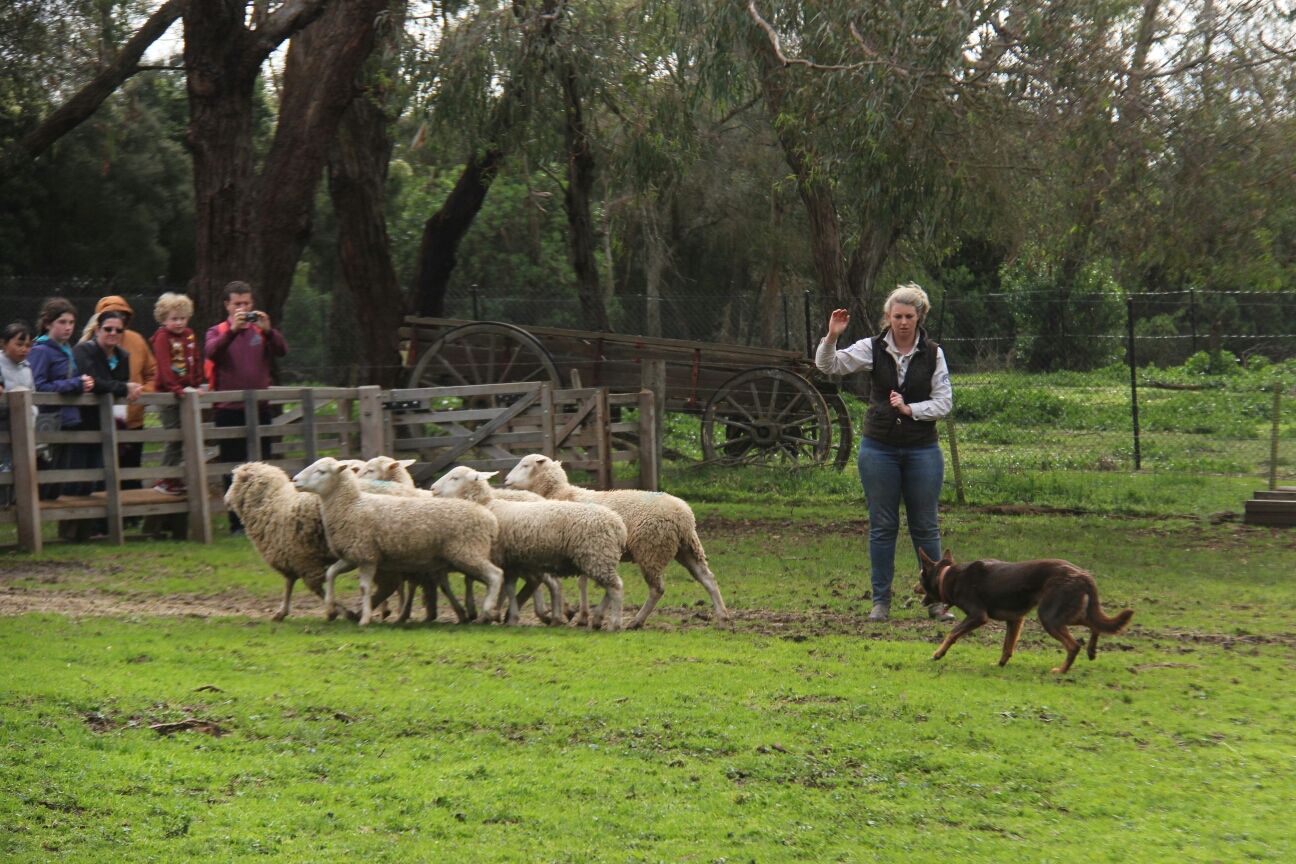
[0,0,185,186]
[184,0,391,329]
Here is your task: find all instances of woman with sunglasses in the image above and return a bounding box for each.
[72,310,143,430]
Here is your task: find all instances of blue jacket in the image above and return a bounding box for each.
[29,336,85,428]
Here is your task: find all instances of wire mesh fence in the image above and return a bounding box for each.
[3,276,1292,481]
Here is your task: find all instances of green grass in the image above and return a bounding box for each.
[2,510,1296,861]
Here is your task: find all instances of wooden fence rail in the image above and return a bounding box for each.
[1,383,656,553]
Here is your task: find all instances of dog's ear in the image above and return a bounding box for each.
[918,548,933,566]
[941,548,953,562]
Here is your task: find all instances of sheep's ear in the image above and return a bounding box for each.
[398,459,416,469]
[475,471,498,482]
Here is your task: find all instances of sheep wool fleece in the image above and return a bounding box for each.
[223,462,403,622]
[430,466,627,632]
[504,454,730,629]
[293,458,504,625]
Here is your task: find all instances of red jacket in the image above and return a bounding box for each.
[151,327,203,394]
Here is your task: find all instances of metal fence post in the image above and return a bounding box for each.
[1189,288,1198,354]
[1271,385,1282,491]
[1127,297,1141,471]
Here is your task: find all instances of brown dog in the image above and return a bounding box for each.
[913,549,1133,674]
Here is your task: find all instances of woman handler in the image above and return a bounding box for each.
[816,284,954,622]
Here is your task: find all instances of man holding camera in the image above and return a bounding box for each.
[205,281,289,535]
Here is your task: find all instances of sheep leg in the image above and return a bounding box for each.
[396,578,417,624]
[473,562,506,623]
[463,575,478,621]
[676,546,729,625]
[274,575,296,622]
[357,563,378,626]
[592,570,624,633]
[436,572,468,623]
[628,569,666,630]
[324,559,356,621]
[422,577,438,622]
[543,575,566,628]
[504,577,521,625]
[576,575,590,626]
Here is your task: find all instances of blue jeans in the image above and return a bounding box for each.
[857,436,944,606]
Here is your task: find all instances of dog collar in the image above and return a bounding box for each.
[936,563,952,606]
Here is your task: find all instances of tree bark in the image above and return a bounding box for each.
[642,200,668,338]
[561,68,610,332]
[410,0,561,316]
[411,147,505,316]
[328,36,409,388]
[255,0,383,326]
[0,0,187,187]
[184,0,334,332]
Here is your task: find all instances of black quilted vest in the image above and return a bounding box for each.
[862,327,940,446]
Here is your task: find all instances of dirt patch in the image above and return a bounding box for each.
[0,586,283,620]
[698,515,870,537]
[0,559,114,586]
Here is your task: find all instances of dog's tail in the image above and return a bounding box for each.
[1086,584,1133,633]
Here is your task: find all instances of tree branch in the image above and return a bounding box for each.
[747,0,870,72]
[252,0,335,61]
[0,0,186,186]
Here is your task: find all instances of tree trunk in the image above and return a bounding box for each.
[255,0,382,326]
[185,4,262,331]
[185,0,335,334]
[328,78,409,388]
[562,68,610,332]
[642,200,668,338]
[410,0,562,316]
[411,148,504,316]
[846,219,903,334]
[758,188,783,348]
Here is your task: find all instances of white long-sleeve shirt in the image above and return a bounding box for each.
[815,331,953,421]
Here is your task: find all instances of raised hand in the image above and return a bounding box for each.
[825,309,850,342]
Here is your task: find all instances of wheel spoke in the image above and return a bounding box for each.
[774,392,805,423]
[497,344,523,383]
[768,377,780,413]
[461,340,482,385]
[748,382,767,416]
[434,353,472,387]
[722,395,757,423]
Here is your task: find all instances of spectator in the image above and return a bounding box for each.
[73,309,143,428]
[80,297,157,488]
[72,311,142,539]
[29,298,95,501]
[150,292,202,496]
[205,281,288,535]
[0,322,35,507]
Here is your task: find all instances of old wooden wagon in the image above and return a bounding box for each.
[400,316,852,468]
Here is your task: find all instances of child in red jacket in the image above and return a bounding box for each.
[151,293,203,495]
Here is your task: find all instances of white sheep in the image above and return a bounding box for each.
[224,462,404,622]
[429,465,627,632]
[293,457,506,626]
[357,456,570,625]
[504,454,729,629]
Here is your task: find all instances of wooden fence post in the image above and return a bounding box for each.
[540,383,555,458]
[336,397,352,457]
[594,388,612,490]
[1270,385,1282,491]
[301,388,318,463]
[9,389,42,553]
[641,359,665,480]
[358,386,384,459]
[945,417,967,506]
[181,389,212,543]
[244,390,262,461]
[98,395,124,545]
[638,389,659,492]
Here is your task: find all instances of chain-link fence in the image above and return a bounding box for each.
[4,277,1292,481]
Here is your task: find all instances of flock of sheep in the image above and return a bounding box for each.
[224,454,730,632]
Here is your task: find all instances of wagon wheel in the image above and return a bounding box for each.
[701,368,832,465]
[407,322,563,408]
[824,392,853,471]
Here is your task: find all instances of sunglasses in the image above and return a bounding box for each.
[100,326,124,334]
